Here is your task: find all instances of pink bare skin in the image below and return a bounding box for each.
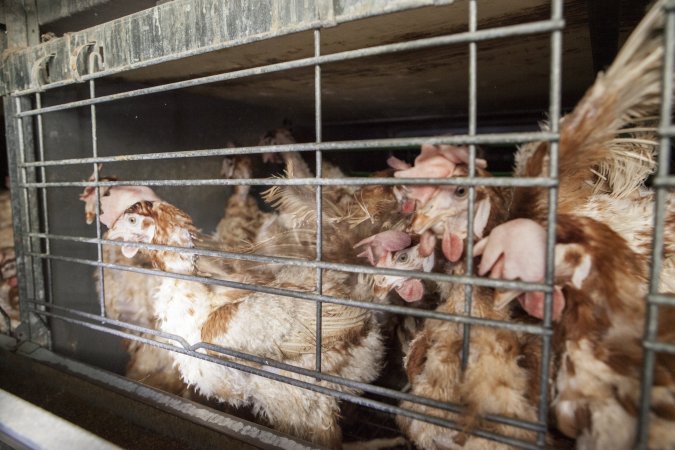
[442,225,464,263]
[474,218,565,321]
[354,230,412,266]
[393,144,487,205]
[98,187,162,228]
[79,166,162,228]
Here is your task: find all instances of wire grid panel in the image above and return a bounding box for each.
[10,0,663,448]
[8,3,560,449]
[638,2,675,447]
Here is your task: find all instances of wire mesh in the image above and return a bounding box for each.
[5,2,562,448]
[4,0,670,448]
[637,2,675,447]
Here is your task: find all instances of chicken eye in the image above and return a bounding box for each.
[396,252,409,263]
[455,187,468,198]
[128,216,137,225]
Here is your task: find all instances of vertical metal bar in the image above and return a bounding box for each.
[17,98,42,313]
[21,112,47,343]
[35,93,54,305]
[314,29,323,373]
[537,0,564,446]
[15,99,34,304]
[3,96,31,338]
[461,0,478,371]
[637,4,673,446]
[89,78,106,318]
[3,2,45,343]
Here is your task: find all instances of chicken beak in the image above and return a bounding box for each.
[106,227,122,240]
[107,228,141,258]
[493,289,522,310]
[410,213,431,234]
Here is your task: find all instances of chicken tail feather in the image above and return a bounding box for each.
[558,0,667,203]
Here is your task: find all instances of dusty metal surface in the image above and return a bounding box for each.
[2,0,460,96]
[4,0,39,49]
[2,0,652,125]
[1,0,650,123]
[36,0,157,29]
[0,388,121,450]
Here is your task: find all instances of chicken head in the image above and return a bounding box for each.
[79,164,115,224]
[392,144,491,262]
[394,144,486,205]
[79,165,162,228]
[355,230,436,302]
[107,203,157,258]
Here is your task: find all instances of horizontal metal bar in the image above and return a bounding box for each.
[27,232,555,295]
[25,250,551,336]
[652,176,675,187]
[644,340,675,355]
[660,125,675,136]
[33,308,542,449]
[20,133,558,169]
[26,299,545,434]
[648,293,675,306]
[21,176,557,190]
[13,19,563,115]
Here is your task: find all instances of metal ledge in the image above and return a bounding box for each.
[1,0,456,96]
[0,335,317,450]
[0,388,120,450]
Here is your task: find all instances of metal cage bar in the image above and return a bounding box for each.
[89,77,107,318]
[535,0,564,445]
[18,132,559,168]
[637,1,675,446]
[34,93,54,308]
[461,0,478,372]
[314,28,324,374]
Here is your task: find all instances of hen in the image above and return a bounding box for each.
[396,0,669,316]
[355,228,542,449]
[214,138,277,250]
[218,128,361,258]
[0,247,18,334]
[397,279,541,450]
[79,168,188,395]
[476,214,675,449]
[355,230,441,359]
[473,2,675,447]
[107,199,384,448]
[372,11,675,440]
[0,186,18,334]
